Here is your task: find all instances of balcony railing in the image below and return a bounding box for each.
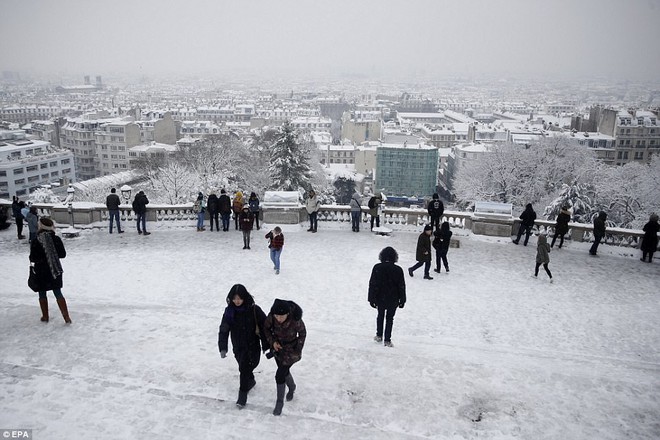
[0,200,655,249]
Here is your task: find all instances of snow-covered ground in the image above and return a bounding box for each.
[1,221,658,440]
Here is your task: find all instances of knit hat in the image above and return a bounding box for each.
[270,299,290,316]
[38,217,55,231]
[424,225,432,232]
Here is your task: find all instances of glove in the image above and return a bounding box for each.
[220,350,227,358]
[370,302,377,309]
[398,302,405,309]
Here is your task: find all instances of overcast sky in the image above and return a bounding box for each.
[2,0,660,81]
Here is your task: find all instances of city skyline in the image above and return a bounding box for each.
[2,0,660,82]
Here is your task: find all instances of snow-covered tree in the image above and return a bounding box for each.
[543,181,594,222]
[333,175,356,204]
[29,187,62,204]
[149,162,197,204]
[268,120,312,192]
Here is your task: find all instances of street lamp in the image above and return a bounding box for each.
[67,184,75,228]
[120,185,132,205]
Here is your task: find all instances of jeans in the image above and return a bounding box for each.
[410,260,431,277]
[435,248,449,271]
[109,209,121,233]
[351,211,361,231]
[308,212,318,231]
[209,211,219,231]
[251,210,260,230]
[590,235,602,254]
[136,213,147,233]
[370,215,380,230]
[221,213,231,231]
[196,212,205,229]
[242,230,251,247]
[270,248,282,270]
[376,305,397,342]
[39,288,64,300]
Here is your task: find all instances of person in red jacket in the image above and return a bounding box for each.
[265,226,284,274]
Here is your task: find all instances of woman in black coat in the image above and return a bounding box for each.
[433,221,453,273]
[218,284,267,408]
[513,203,537,246]
[368,247,406,347]
[640,213,659,263]
[551,206,571,249]
[29,217,71,323]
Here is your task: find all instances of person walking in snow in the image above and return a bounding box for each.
[265,226,284,274]
[305,189,320,233]
[513,203,537,246]
[29,217,71,324]
[232,191,244,231]
[640,213,659,263]
[218,284,268,409]
[589,211,607,256]
[193,192,206,231]
[368,193,382,231]
[25,205,39,243]
[550,205,571,249]
[350,191,362,232]
[432,221,452,273]
[12,196,25,239]
[408,225,434,280]
[427,193,444,231]
[534,234,553,282]
[368,246,406,348]
[132,191,150,235]
[219,189,232,232]
[106,188,124,234]
[239,205,255,249]
[207,190,220,232]
[264,298,306,416]
[248,192,261,230]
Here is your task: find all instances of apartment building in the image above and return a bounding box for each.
[95,120,141,176]
[0,106,63,125]
[290,116,332,132]
[59,117,101,181]
[0,130,75,198]
[611,110,659,165]
[128,142,178,168]
[375,143,439,197]
[341,111,382,144]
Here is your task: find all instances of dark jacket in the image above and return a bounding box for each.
[593,212,607,239]
[29,231,66,291]
[219,194,232,214]
[248,194,260,213]
[12,199,23,220]
[239,210,254,231]
[264,303,306,367]
[218,302,267,364]
[555,209,571,235]
[416,232,432,262]
[207,194,219,213]
[519,204,537,228]
[428,198,444,218]
[106,193,121,210]
[536,235,551,264]
[641,219,659,252]
[433,228,453,251]
[132,193,149,214]
[265,231,284,250]
[368,262,406,309]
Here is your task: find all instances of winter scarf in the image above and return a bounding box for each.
[37,232,63,280]
[223,304,246,324]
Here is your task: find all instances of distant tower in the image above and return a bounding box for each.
[84,75,90,85]
[95,76,102,88]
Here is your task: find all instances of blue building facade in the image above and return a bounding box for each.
[375,144,438,198]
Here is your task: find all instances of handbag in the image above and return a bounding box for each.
[27,266,40,292]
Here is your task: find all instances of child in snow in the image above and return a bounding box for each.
[264,299,306,416]
[534,234,553,282]
[218,284,268,408]
[265,226,284,274]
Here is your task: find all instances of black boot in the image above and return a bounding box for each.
[285,374,296,401]
[236,389,248,408]
[273,383,286,416]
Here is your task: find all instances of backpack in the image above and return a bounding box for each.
[192,200,201,214]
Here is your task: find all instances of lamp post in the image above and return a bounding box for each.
[120,185,132,205]
[67,184,75,228]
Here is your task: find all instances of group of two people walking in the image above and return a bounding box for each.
[408,222,453,280]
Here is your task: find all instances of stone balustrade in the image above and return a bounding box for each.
[0,200,655,249]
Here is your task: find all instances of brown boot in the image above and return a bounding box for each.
[56,298,72,324]
[39,298,49,322]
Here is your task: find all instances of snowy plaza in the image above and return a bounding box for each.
[1,223,658,440]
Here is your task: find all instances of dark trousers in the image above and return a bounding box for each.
[642,250,655,262]
[435,248,449,271]
[550,231,565,248]
[221,213,231,231]
[109,210,122,233]
[136,213,147,233]
[16,218,24,237]
[237,353,260,391]
[234,213,240,230]
[252,211,260,230]
[535,262,552,278]
[209,211,219,231]
[410,260,431,276]
[370,215,380,230]
[274,361,292,385]
[308,212,318,231]
[351,211,361,231]
[590,235,602,254]
[376,305,397,342]
[516,225,532,245]
[430,215,441,231]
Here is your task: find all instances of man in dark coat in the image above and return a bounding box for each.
[105,188,123,234]
[207,191,220,231]
[218,189,232,232]
[131,191,150,235]
[551,206,571,248]
[640,213,659,262]
[368,246,406,347]
[12,196,25,239]
[513,203,537,246]
[408,225,433,279]
[427,193,444,231]
[589,211,607,255]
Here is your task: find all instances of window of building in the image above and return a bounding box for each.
[50,161,57,167]
[61,159,70,164]
[0,171,5,177]
[13,168,24,175]
[14,178,25,184]
[28,175,39,182]
[634,152,644,160]
[26,165,38,172]
[42,174,49,179]
[50,171,58,177]
[62,168,71,174]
